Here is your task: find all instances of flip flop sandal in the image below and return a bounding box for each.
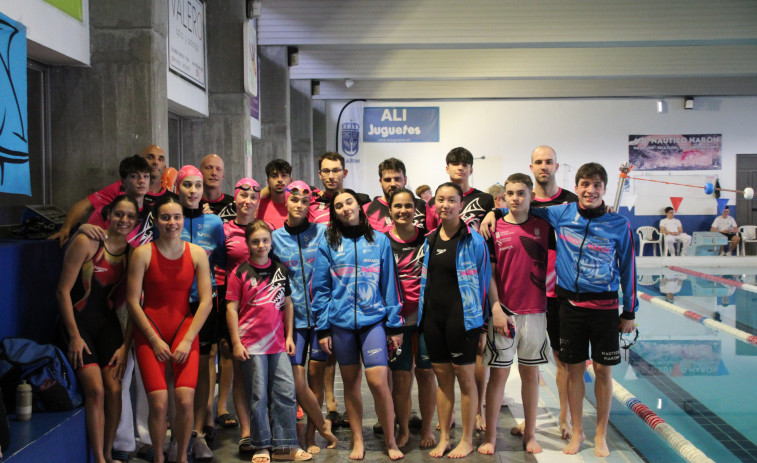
[325,410,340,426]
[239,437,254,454]
[271,448,312,461]
[112,450,129,463]
[215,412,239,428]
[339,411,351,428]
[136,444,155,463]
[253,448,271,463]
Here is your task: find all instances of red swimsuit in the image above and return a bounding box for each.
[135,242,198,392]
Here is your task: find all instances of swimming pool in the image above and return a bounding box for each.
[603,261,757,462]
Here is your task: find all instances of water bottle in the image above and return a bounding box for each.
[16,381,32,421]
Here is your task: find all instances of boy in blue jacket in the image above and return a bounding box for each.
[529,162,637,458]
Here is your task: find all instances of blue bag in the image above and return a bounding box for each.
[0,338,81,412]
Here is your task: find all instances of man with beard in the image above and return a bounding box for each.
[364,157,426,232]
[256,159,292,229]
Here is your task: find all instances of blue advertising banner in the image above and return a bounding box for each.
[0,12,30,195]
[363,107,439,143]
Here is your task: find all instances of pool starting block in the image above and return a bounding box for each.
[690,232,727,256]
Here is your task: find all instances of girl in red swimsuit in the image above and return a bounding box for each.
[57,195,138,463]
[127,196,213,463]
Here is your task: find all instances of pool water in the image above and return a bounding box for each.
[607,265,757,462]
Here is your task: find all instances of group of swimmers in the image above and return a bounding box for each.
[52,144,638,462]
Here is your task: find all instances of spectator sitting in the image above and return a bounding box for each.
[659,207,692,256]
[710,206,740,255]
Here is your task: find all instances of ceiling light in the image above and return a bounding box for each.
[344,78,354,88]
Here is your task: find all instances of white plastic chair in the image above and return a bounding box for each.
[739,225,757,256]
[637,274,659,286]
[636,226,662,256]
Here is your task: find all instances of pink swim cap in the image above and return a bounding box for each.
[176,165,202,185]
[234,178,261,198]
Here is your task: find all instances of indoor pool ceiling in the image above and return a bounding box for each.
[257,0,757,100]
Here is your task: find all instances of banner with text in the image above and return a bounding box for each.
[338,100,365,190]
[628,134,722,171]
[168,0,206,89]
[363,107,439,143]
[0,12,30,196]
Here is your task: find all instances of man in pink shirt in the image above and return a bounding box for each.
[256,159,292,229]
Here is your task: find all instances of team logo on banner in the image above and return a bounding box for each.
[341,122,360,156]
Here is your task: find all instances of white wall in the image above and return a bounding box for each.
[327,97,757,213]
[0,0,90,65]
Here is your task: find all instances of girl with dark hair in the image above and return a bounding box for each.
[127,195,213,463]
[418,182,493,458]
[385,188,437,449]
[311,189,405,460]
[57,195,138,463]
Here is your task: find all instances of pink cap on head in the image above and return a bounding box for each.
[176,165,202,185]
[286,180,312,195]
[234,178,260,198]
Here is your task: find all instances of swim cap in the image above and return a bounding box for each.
[176,165,202,185]
[234,178,261,198]
[286,180,312,196]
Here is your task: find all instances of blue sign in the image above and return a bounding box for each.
[0,13,30,195]
[363,107,439,143]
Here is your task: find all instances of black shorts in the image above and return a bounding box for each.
[215,285,231,346]
[195,296,220,355]
[558,302,621,366]
[422,314,480,365]
[545,297,561,351]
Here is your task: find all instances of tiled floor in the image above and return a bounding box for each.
[129,363,643,462]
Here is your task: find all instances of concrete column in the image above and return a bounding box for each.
[249,46,290,182]
[290,80,314,185]
[180,0,251,192]
[50,0,169,208]
[312,99,327,182]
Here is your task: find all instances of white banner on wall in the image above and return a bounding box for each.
[338,100,365,191]
[168,0,206,89]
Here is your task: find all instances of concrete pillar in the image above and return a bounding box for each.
[249,46,290,182]
[180,0,251,193]
[312,99,327,182]
[50,0,169,208]
[290,79,314,185]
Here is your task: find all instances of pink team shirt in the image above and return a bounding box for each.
[490,216,551,315]
[256,197,288,230]
[226,259,291,355]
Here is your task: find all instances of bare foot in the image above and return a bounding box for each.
[510,420,525,436]
[559,420,572,440]
[594,435,610,457]
[562,432,585,454]
[429,440,451,458]
[306,444,321,454]
[388,446,404,461]
[396,428,410,448]
[350,441,365,460]
[420,432,437,449]
[319,420,339,449]
[448,440,474,458]
[477,442,496,455]
[523,435,543,454]
[475,414,486,432]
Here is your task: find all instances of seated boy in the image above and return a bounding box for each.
[660,207,691,256]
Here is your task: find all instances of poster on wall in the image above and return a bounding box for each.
[628,134,722,171]
[0,13,30,196]
[338,100,365,190]
[363,107,439,143]
[168,0,206,90]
